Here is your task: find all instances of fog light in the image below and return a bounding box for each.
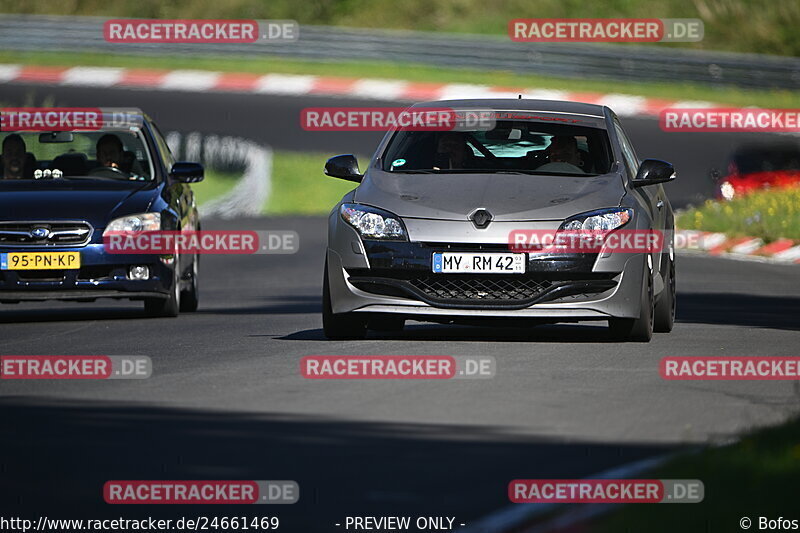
[128,265,150,280]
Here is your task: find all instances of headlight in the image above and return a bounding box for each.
[340,203,407,240]
[103,213,161,236]
[720,181,735,201]
[559,208,633,232]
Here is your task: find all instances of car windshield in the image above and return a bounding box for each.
[382,119,613,176]
[0,130,153,181]
[731,146,800,175]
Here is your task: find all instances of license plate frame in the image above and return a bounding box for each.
[0,251,81,270]
[432,252,526,274]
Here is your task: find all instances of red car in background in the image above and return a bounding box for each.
[715,143,800,200]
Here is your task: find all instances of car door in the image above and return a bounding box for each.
[613,119,666,278]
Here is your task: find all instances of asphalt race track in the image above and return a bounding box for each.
[1,84,800,530]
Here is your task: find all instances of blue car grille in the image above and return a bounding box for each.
[0,221,93,247]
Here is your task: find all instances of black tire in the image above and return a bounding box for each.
[180,253,199,312]
[144,262,180,317]
[369,316,405,332]
[322,260,367,340]
[654,256,675,333]
[608,264,653,342]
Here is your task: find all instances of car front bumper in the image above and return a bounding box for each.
[0,244,174,302]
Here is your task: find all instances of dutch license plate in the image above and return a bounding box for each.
[432,252,526,274]
[0,251,81,270]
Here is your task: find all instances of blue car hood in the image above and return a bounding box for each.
[0,179,160,230]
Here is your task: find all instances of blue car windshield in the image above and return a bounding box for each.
[0,130,154,181]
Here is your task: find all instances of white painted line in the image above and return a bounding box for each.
[699,232,728,250]
[160,70,221,91]
[255,73,317,95]
[62,66,124,87]
[773,245,800,262]
[350,78,409,100]
[456,454,672,533]
[438,83,497,100]
[0,64,22,82]
[729,238,764,255]
[597,94,647,117]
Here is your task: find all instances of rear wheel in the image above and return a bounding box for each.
[609,265,653,342]
[322,260,367,340]
[654,257,676,333]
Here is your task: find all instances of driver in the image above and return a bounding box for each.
[434,132,475,169]
[95,134,124,170]
[1,134,27,179]
[535,136,585,174]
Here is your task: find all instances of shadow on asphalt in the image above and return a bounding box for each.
[0,397,673,531]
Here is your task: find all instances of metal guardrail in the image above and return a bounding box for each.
[0,15,799,90]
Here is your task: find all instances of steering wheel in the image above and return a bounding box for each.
[88,166,128,179]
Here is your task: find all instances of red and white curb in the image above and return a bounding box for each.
[676,229,800,264]
[0,64,715,118]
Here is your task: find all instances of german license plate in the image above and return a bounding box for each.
[0,251,81,270]
[432,252,526,274]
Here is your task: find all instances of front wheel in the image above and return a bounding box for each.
[654,257,675,333]
[609,265,653,342]
[144,261,180,317]
[180,253,199,312]
[322,260,367,340]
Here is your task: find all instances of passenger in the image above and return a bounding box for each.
[1,134,27,179]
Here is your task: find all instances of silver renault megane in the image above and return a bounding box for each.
[322,99,676,342]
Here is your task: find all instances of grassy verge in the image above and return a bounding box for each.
[594,417,800,532]
[4,0,800,56]
[192,169,240,208]
[3,50,800,109]
[267,150,362,214]
[677,186,800,242]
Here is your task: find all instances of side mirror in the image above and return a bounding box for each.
[632,159,675,187]
[170,162,204,183]
[325,154,362,183]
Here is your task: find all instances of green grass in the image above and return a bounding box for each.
[3,0,800,56]
[677,186,800,242]
[594,417,800,532]
[267,150,361,214]
[3,50,800,110]
[193,169,240,207]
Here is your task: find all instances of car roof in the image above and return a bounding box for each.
[411,98,608,119]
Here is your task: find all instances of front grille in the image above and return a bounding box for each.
[347,269,618,309]
[410,275,552,301]
[0,221,93,247]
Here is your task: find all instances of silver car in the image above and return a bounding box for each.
[322,99,676,342]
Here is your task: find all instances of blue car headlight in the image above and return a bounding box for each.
[103,212,161,236]
[340,203,407,240]
[559,208,633,232]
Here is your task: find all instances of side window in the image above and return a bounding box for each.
[151,123,176,169]
[613,121,639,179]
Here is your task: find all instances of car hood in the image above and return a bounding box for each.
[354,170,626,220]
[0,180,159,228]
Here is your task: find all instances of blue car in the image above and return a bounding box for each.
[0,108,203,317]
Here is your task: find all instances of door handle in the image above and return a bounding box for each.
[656,200,664,209]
